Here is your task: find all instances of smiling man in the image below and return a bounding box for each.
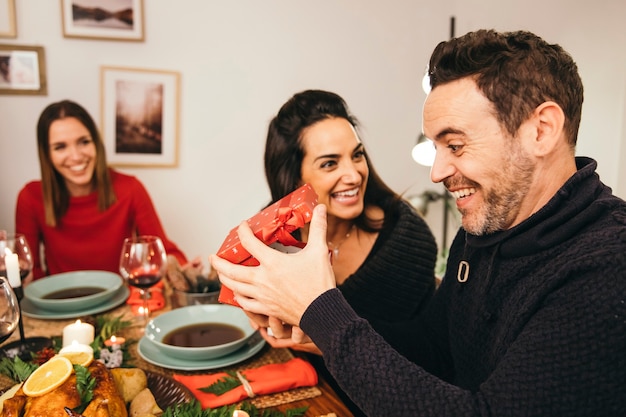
[211,30,626,416]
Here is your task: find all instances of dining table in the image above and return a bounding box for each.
[0,283,355,417]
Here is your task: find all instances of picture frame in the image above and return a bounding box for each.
[0,44,47,95]
[61,0,144,42]
[100,66,180,167]
[0,0,17,38]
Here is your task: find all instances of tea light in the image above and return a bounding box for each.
[232,411,250,417]
[104,335,126,347]
[59,340,94,355]
[4,248,20,288]
[62,319,95,347]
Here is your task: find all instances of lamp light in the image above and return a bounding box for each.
[411,134,435,167]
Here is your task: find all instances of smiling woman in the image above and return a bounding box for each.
[260,89,438,417]
[14,99,187,280]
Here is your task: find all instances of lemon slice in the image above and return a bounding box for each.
[22,356,73,397]
[58,343,94,367]
[59,349,94,367]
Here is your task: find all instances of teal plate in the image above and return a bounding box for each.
[21,286,130,319]
[24,271,123,312]
[138,331,265,371]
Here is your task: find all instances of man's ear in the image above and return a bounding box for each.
[528,101,566,157]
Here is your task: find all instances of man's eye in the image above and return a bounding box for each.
[449,144,462,152]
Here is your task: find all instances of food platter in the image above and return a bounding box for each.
[20,286,130,319]
[0,370,193,412]
[138,331,265,371]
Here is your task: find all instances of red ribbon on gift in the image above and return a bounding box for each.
[258,206,307,247]
[217,184,318,307]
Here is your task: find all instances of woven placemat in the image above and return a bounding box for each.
[147,345,322,409]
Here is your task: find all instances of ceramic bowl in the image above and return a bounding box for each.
[144,304,256,360]
[24,271,123,312]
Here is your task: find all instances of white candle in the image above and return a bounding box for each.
[59,340,94,355]
[4,248,20,288]
[62,319,95,347]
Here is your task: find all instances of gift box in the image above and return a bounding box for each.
[217,183,318,306]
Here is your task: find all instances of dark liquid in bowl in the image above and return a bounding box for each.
[163,323,244,347]
[43,287,105,299]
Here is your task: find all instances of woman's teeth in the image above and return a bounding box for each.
[332,188,358,198]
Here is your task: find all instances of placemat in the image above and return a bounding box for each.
[137,344,322,409]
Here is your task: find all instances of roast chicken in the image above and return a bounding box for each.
[1,360,127,417]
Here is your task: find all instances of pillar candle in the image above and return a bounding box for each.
[3,248,20,288]
[62,319,95,347]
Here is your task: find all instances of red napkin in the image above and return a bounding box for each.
[173,358,318,409]
[125,280,165,313]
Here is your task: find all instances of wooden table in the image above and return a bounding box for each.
[0,289,354,417]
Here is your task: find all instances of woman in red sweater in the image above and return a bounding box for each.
[15,100,187,280]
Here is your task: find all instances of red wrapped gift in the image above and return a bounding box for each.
[217,183,318,306]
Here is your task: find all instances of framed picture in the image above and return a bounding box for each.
[0,0,17,38]
[100,66,180,167]
[0,44,47,95]
[61,0,144,41]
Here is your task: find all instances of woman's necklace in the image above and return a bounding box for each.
[327,224,355,258]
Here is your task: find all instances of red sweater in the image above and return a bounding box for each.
[16,170,187,279]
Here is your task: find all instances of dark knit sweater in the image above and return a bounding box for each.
[301,157,626,417]
[307,200,438,416]
[338,200,438,322]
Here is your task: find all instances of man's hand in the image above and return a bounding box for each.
[210,204,336,326]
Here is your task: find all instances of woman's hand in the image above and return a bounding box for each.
[254,320,322,355]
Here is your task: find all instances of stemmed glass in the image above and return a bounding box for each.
[0,277,19,346]
[0,233,33,341]
[119,236,167,325]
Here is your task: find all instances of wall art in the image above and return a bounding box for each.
[100,66,180,167]
[0,44,47,95]
[0,0,17,38]
[61,0,144,41]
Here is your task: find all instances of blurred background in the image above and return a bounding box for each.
[1,0,625,260]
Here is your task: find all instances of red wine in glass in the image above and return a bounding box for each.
[119,236,166,325]
[127,271,161,289]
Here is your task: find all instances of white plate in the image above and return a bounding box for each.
[21,286,130,319]
[137,331,265,371]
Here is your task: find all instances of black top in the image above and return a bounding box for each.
[308,199,437,416]
[302,157,626,416]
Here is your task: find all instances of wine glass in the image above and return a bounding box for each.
[0,277,19,346]
[0,232,33,341]
[0,232,33,286]
[119,235,167,325]
[0,232,52,359]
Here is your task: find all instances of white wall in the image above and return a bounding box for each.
[1,0,625,259]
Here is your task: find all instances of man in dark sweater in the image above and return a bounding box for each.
[211,30,626,416]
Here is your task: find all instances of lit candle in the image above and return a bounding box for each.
[104,335,126,347]
[4,248,20,288]
[59,340,94,355]
[62,319,95,347]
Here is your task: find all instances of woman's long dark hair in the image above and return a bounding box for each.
[264,89,401,232]
[37,100,115,226]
